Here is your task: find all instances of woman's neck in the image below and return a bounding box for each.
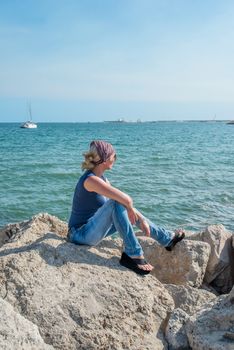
[92,166,104,177]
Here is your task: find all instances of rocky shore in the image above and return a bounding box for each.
[0,213,233,350]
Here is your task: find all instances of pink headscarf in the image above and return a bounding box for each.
[90,140,116,165]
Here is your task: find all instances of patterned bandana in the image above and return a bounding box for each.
[90,140,115,165]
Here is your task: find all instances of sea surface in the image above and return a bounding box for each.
[0,121,233,232]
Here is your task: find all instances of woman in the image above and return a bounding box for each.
[68,140,184,275]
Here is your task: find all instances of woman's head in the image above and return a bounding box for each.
[82,140,116,170]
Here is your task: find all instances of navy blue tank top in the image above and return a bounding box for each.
[68,170,107,229]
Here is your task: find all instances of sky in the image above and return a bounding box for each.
[0,0,234,122]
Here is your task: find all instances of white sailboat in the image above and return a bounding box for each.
[20,103,37,129]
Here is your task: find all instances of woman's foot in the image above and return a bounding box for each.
[120,252,154,275]
[165,229,185,251]
[131,255,154,271]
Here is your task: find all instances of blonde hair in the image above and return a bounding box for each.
[81,140,116,171]
[81,145,100,171]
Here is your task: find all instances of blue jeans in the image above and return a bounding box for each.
[68,199,174,257]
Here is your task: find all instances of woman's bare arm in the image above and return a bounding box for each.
[84,176,138,224]
[84,176,133,209]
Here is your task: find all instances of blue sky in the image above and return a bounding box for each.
[0,0,234,122]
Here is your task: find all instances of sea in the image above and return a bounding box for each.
[0,121,233,232]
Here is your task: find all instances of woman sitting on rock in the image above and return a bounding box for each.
[68,140,184,275]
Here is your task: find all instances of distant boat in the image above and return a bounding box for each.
[104,118,126,123]
[226,120,234,125]
[20,103,37,129]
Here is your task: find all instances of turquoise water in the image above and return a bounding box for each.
[0,122,233,232]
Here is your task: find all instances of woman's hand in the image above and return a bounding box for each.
[139,219,151,237]
[134,209,151,237]
[127,207,138,225]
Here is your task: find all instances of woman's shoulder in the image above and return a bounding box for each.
[81,171,98,186]
[80,170,94,180]
[76,171,93,187]
[83,171,107,182]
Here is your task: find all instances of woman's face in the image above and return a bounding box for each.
[104,153,116,170]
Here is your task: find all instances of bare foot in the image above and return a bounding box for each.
[120,253,153,275]
[131,255,154,271]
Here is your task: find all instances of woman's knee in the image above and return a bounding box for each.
[113,201,126,212]
[107,199,118,207]
[106,199,126,213]
[112,202,130,225]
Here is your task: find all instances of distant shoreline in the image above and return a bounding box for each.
[0,120,232,124]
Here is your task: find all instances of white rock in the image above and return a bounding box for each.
[186,286,234,350]
[0,214,174,350]
[188,224,234,293]
[0,297,54,350]
[164,284,217,315]
[0,213,68,248]
[165,308,190,350]
[138,237,210,288]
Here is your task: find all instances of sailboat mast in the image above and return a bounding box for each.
[28,102,32,121]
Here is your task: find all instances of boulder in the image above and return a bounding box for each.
[0,213,68,248]
[0,297,54,350]
[138,237,210,288]
[0,214,174,350]
[231,235,234,286]
[1,214,233,350]
[165,308,191,350]
[188,224,234,293]
[164,284,217,316]
[164,285,217,350]
[186,286,234,350]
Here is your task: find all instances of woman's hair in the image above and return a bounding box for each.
[82,140,116,170]
[81,148,100,171]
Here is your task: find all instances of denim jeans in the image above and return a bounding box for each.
[68,199,174,257]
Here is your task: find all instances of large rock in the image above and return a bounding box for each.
[164,285,217,350]
[0,214,174,350]
[188,224,234,293]
[231,235,234,285]
[0,297,53,350]
[138,237,210,288]
[165,308,191,350]
[0,213,68,248]
[1,214,233,350]
[165,284,216,350]
[186,286,234,350]
[164,284,217,315]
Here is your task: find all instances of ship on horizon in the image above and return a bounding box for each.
[104,118,126,123]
